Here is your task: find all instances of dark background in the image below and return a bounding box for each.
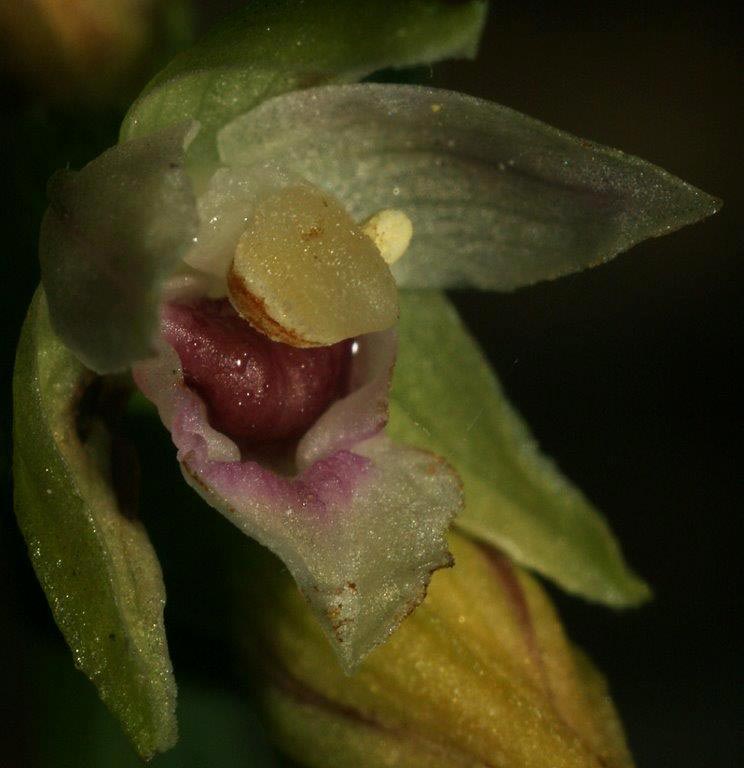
[0,2,740,766]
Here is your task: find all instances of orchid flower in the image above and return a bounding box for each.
[12,0,718,759]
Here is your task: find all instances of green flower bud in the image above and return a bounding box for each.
[244,532,633,768]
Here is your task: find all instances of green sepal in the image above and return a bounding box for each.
[12,288,177,759]
[120,0,487,171]
[388,291,651,606]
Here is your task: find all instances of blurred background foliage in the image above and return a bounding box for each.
[0,1,740,766]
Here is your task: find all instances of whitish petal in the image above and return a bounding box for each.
[296,330,396,469]
[184,163,291,283]
[219,83,720,290]
[39,123,198,373]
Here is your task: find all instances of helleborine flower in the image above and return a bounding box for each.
[241,532,635,768]
[13,0,719,759]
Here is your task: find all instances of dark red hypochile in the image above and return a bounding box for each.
[162,299,352,446]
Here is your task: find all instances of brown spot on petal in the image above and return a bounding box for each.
[301,225,323,241]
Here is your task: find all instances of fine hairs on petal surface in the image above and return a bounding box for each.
[219,83,719,290]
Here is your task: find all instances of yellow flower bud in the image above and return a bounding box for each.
[0,0,180,104]
[244,532,633,768]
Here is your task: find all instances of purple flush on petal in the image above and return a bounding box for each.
[162,299,352,445]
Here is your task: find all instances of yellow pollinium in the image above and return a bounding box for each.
[362,209,413,265]
[228,185,401,347]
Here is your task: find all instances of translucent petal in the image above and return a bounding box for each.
[185,164,291,282]
[296,330,396,469]
[388,291,650,606]
[219,83,720,290]
[39,123,198,373]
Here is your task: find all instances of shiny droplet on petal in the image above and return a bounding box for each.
[227,184,398,347]
[162,299,352,445]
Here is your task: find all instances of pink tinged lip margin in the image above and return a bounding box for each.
[132,316,460,669]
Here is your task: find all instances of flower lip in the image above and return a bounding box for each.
[161,298,354,448]
[133,314,461,671]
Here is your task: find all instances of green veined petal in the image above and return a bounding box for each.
[219,83,719,290]
[387,291,650,606]
[120,0,487,171]
[13,288,177,759]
